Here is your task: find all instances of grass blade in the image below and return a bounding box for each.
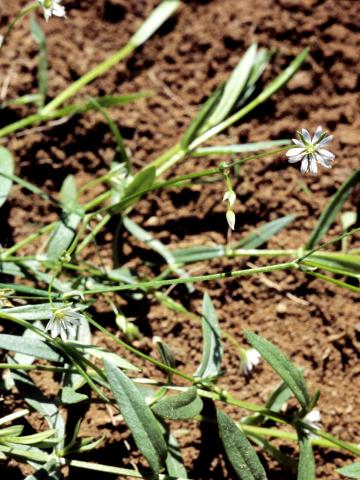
[235,215,296,249]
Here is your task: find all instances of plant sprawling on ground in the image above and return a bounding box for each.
[0,1,359,479]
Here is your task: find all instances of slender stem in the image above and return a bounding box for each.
[41,42,134,114]
[0,2,38,50]
[83,261,296,295]
[2,223,55,259]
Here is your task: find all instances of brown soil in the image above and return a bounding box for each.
[0,0,359,479]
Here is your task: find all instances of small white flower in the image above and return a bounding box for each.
[46,305,83,341]
[304,409,322,431]
[226,209,236,230]
[38,0,66,22]
[223,190,236,207]
[240,348,261,375]
[286,126,335,176]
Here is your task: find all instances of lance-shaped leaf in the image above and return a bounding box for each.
[0,147,14,208]
[194,293,223,379]
[337,463,360,479]
[0,334,61,362]
[217,410,267,480]
[30,17,48,108]
[244,330,309,411]
[306,168,360,249]
[302,252,360,279]
[47,175,83,261]
[205,44,258,129]
[297,433,315,480]
[165,430,188,478]
[235,215,296,249]
[112,165,156,213]
[152,387,203,420]
[181,86,223,149]
[193,139,289,156]
[104,360,167,473]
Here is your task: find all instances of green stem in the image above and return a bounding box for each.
[2,223,55,259]
[83,261,296,295]
[0,2,38,50]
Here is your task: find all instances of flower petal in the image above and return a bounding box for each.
[288,153,305,163]
[300,156,309,174]
[318,149,335,160]
[312,126,323,143]
[315,153,331,168]
[286,148,306,157]
[309,155,318,176]
[51,321,61,338]
[318,135,333,147]
[292,138,304,147]
[301,128,311,142]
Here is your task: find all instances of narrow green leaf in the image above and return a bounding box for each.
[130,0,180,47]
[297,434,315,480]
[172,245,225,264]
[244,330,309,410]
[68,342,139,371]
[249,434,296,471]
[104,360,167,473]
[306,168,360,249]
[236,215,296,249]
[181,87,223,149]
[10,369,65,439]
[165,431,188,478]
[0,334,61,362]
[194,293,223,379]
[303,252,360,279]
[30,17,48,108]
[0,147,14,208]
[152,388,203,420]
[337,463,360,478]
[61,386,88,404]
[113,165,156,213]
[206,44,258,128]
[46,175,83,261]
[217,410,267,480]
[0,303,63,320]
[25,458,60,480]
[88,97,130,170]
[193,139,289,156]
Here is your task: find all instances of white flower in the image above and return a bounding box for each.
[223,190,236,207]
[286,126,335,176]
[240,348,261,375]
[38,0,66,22]
[304,409,322,432]
[46,305,83,341]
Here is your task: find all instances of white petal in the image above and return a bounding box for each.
[286,148,306,157]
[312,126,323,143]
[318,135,333,147]
[60,327,68,342]
[300,157,309,174]
[309,155,318,176]
[66,323,77,337]
[318,149,335,160]
[301,128,311,142]
[288,153,305,163]
[315,153,331,168]
[292,138,305,147]
[51,321,61,338]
